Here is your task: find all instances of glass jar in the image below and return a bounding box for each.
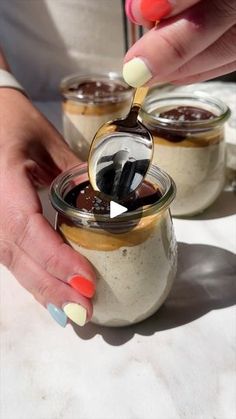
[140,91,231,216]
[50,163,177,327]
[60,73,133,161]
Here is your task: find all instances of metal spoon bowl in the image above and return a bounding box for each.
[88,87,153,201]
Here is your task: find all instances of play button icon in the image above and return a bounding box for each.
[110,201,128,218]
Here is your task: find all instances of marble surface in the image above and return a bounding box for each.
[1,86,236,419]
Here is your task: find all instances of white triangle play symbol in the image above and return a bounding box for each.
[110,201,128,218]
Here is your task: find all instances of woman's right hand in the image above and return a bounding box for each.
[0,88,96,328]
[124,0,236,86]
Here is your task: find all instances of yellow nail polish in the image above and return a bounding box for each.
[123,57,152,88]
[63,303,87,326]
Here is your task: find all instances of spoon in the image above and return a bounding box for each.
[88,86,153,201]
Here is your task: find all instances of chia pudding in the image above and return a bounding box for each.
[50,163,177,326]
[141,93,230,216]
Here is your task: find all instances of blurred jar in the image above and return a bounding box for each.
[50,163,177,327]
[60,73,133,161]
[140,91,231,216]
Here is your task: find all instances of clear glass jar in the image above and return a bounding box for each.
[50,163,177,327]
[60,73,133,161]
[140,91,231,216]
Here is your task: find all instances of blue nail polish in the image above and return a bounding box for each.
[47,303,67,327]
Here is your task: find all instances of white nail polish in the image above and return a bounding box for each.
[123,57,152,88]
[63,303,87,327]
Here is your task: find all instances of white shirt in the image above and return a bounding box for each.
[0,0,126,99]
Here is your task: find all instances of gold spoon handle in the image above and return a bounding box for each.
[121,86,149,128]
[132,86,149,110]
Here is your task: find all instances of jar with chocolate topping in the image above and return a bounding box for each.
[140,91,231,217]
[60,73,133,161]
[50,163,177,327]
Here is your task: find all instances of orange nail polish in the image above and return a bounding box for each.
[69,275,95,298]
[141,0,172,22]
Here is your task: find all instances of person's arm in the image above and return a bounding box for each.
[0,48,96,327]
[123,0,236,87]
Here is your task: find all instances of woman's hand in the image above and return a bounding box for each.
[0,88,96,327]
[123,0,236,86]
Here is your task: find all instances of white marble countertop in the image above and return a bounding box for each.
[1,85,236,419]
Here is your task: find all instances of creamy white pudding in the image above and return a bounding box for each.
[61,74,133,161]
[50,164,177,327]
[61,211,176,327]
[152,129,225,217]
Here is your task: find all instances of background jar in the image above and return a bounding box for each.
[50,163,177,327]
[140,92,231,217]
[60,73,133,161]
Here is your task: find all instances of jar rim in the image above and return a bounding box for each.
[50,163,176,223]
[60,72,133,104]
[140,91,231,132]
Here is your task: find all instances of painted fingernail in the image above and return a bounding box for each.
[123,57,152,87]
[63,303,87,327]
[47,303,67,327]
[141,0,172,21]
[68,275,95,298]
[125,0,138,24]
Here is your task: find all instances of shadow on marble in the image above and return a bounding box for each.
[72,242,236,345]
[175,190,236,221]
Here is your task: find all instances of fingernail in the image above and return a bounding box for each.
[47,303,67,328]
[123,57,152,87]
[141,0,172,21]
[125,0,138,24]
[63,303,87,327]
[68,275,95,298]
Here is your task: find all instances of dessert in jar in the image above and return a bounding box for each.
[50,163,177,327]
[60,73,133,161]
[140,91,231,217]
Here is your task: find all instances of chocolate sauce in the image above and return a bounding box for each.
[65,181,162,215]
[152,106,216,142]
[66,80,129,102]
[158,106,215,122]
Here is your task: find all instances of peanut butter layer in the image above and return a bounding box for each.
[63,99,130,116]
[153,130,223,148]
[58,213,160,251]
